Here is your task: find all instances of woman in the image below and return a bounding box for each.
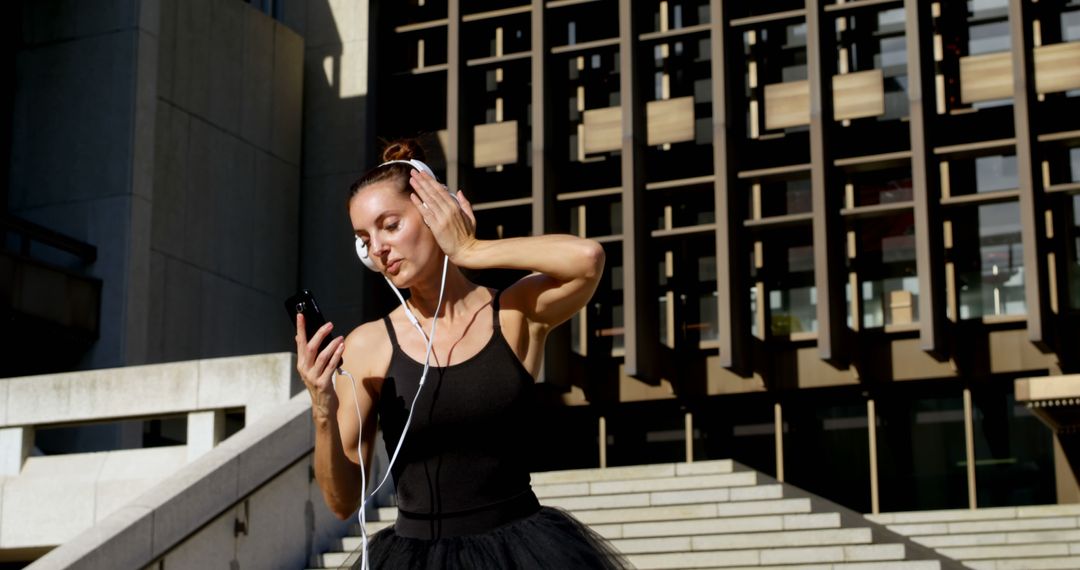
[295,140,630,569]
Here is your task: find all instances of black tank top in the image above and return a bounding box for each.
[377,289,540,540]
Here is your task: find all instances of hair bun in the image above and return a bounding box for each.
[381,139,426,163]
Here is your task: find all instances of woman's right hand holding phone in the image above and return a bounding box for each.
[295,314,346,420]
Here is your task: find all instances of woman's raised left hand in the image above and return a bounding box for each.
[408,168,478,261]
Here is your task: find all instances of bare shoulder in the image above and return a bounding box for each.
[339,319,393,395]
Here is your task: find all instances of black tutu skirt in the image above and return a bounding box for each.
[350,506,633,569]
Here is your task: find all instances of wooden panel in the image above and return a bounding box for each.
[959,51,1012,103]
[1034,42,1080,95]
[889,289,913,325]
[582,106,623,154]
[473,121,518,167]
[764,80,810,130]
[833,69,884,121]
[646,96,696,146]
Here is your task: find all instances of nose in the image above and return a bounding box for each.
[370,235,390,261]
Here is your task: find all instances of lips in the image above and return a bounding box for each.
[386,259,403,274]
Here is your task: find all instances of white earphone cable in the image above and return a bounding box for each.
[341,254,449,570]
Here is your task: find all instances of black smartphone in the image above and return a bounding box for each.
[284,289,336,360]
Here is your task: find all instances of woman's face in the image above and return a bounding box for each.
[349,179,439,288]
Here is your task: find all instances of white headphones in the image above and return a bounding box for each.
[354,158,444,271]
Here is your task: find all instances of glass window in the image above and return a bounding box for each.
[851,170,913,207]
[606,402,686,467]
[695,396,777,476]
[856,213,919,328]
[971,386,1056,507]
[770,243,817,335]
[974,154,1018,193]
[1064,8,1080,42]
[968,20,1011,55]
[760,177,812,218]
[948,153,1018,197]
[954,201,1026,319]
[877,393,969,511]
[785,399,871,513]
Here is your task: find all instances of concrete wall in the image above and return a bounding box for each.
[9,0,312,370]
[10,0,160,370]
[148,0,304,363]
[293,0,383,330]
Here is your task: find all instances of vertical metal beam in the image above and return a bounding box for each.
[618,0,661,381]
[867,399,880,514]
[531,0,547,238]
[774,402,785,482]
[963,387,978,509]
[905,0,948,355]
[532,1,570,386]
[805,0,846,362]
[685,411,694,463]
[1009,0,1051,346]
[446,0,462,192]
[599,415,608,468]
[710,0,748,372]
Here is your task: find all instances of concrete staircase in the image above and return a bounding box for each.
[308,460,961,570]
[868,504,1080,570]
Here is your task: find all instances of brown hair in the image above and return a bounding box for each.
[347,139,428,201]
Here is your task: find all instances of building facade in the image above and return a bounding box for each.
[370,0,1080,514]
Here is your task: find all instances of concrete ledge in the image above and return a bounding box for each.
[27,392,317,570]
[1,352,299,427]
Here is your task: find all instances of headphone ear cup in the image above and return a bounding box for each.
[355,237,377,271]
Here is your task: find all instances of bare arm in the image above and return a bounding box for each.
[297,316,386,520]
[408,169,606,330]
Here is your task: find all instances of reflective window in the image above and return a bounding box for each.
[954,201,1026,319]
[770,243,817,335]
[971,388,1056,507]
[786,399,871,513]
[856,214,919,328]
[877,394,969,511]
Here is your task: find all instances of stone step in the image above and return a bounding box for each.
[869,504,1080,526]
[940,542,1078,560]
[611,527,874,554]
[369,496,815,529]
[724,562,942,570]
[627,543,907,569]
[886,516,1080,537]
[965,556,1080,570]
[541,484,785,511]
[594,512,843,540]
[915,528,1080,548]
[530,459,735,485]
[317,551,350,568]
[346,519,393,536]
[573,498,814,526]
[534,471,758,499]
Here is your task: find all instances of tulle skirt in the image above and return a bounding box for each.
[352,506,633,569]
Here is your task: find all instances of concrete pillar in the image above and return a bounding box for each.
[187,410,225,462]
[0,426,33,476]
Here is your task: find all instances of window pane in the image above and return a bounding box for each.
[877,394,969,511]
[786,399,871,513]
[971,387,1056,507]
[770,244,817,335]
[955,201,1026,319]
